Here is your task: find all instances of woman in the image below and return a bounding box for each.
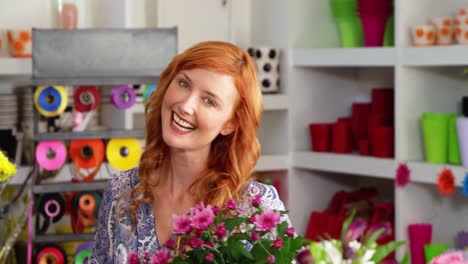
[90,41,290,263]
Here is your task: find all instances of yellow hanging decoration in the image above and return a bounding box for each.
[106,138,142,171]
[34,85,68,117]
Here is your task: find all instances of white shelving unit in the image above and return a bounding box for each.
[280,0,468,259]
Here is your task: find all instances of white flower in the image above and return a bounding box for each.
[323,241,343,264]
[362,249,376,263]
[349,240,361,251]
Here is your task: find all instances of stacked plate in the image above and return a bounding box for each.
[358,0,394,46]
[0,94,18,130]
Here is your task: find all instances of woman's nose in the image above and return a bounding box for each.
[178,94,197,116]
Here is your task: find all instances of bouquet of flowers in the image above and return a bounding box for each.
[302,210,405,264]
[128,195,308,264]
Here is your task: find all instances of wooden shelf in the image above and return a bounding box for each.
[292,151,396,180]
[293,48,396,67]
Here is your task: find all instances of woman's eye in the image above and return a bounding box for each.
[204,98,216,107]
[178,80,189,88]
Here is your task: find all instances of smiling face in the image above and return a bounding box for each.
[161,68,239,153]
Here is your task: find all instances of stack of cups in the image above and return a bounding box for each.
[408,223,432,264]
[431,18,454,45]
[455,8,468,45]
[358,0,393,46]
[330,0,363,47]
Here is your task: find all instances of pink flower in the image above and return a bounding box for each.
[254,208,280,232]
[215,223,226,237]
[204,252,214,262]
[249,215,258,224]
[205,240,213,247]
[212,205,221,214]
[429,252,465,264]
[252,194,262,207]
[173,214,192,235]
[191,203,215,231]
[251,232,259,241]
[267,254,275,263]
[296,249,311,264]
[165,239,175,249]
[150,248,172,264]
[225,198,237,210]
[187,237,203,249]
[127,251,140,264]
[273,238,284,249]
[395,163,410,187]
[286,227,295,237]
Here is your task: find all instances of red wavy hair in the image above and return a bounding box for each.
[122,41,263,228]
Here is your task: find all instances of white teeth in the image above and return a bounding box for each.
[173,112,195,130]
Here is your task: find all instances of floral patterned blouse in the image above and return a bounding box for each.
[89,168,290,264]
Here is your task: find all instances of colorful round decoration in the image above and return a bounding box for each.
[36,245,66,264]
[34,85,68,117]
[35,141,67,171]
[74,248,91,264]
[74,86,101,112]
[70,139,105,169]
[110,85,136,109]
[143,84,157,104]
[106,138,142,171]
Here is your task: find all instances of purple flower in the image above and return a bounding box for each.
[187,237,203,249]
[225,198,237,210]
[127,251,140,264]
[251,232,259,241]
[191,203,215,231]
[254,208,280,232]
[267,254,275,263]
[344,246,356,259]
[285,227,295,237]
[165,239,175,250]
[204,252,214,262]
[344,218,367,243]
[215,223,226,237]
[150,248,172,264]
[273,238,284,249]
[173,214,192,235]
[252,194,262,207]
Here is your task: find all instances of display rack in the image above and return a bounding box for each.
[28,28,178,259]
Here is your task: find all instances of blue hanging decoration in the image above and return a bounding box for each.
[462,173,468,197]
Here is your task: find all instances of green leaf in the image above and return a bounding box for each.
[365,228,385,248]
[341,209,356,240]
[230,240,255,260]
[224,217,246,231]
[400,250,410,264]
[371,241,406,263]
[277,221,288,236]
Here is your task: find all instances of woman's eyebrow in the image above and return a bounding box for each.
[181,72,193,85]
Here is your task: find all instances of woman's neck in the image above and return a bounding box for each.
[161,148,209,198]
